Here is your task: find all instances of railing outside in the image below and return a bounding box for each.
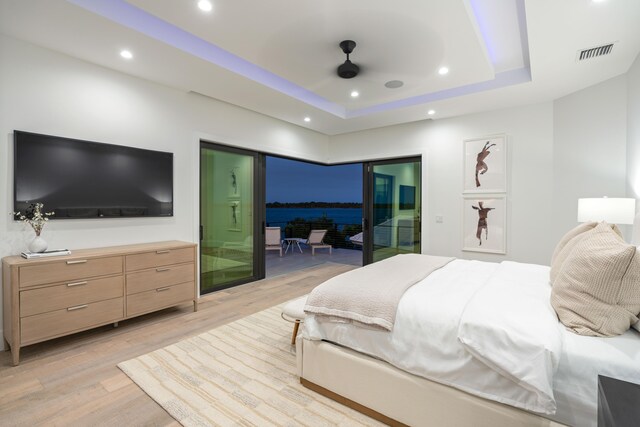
[266,220,362,250]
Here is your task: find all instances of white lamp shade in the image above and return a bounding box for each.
[577,198,636,225]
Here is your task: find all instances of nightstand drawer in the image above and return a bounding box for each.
[19,256,123,288]
[21,297,124,345]
[20,275,124,317]
[127,282,194,317]
[125,247,194,272]
[126,263,194,295]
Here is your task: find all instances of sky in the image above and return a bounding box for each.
[266,156,362,203]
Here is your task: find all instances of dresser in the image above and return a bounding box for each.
[2,241,197,365]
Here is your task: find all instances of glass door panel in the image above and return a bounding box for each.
[200,145,259,293]
[366,158,421,263]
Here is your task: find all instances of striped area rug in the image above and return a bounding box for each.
[118,304,382,427]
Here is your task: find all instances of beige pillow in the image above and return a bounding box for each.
[551,223,640,337]
[549,222,621,284]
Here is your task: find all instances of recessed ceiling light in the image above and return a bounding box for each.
[385,80,404,89]
[120,50,133,59]
[592,0,607,2]
[350,91,359,98]
[427,110,436,115]
[197,0,213,12]
[438,67,449,75]
[304,117,311,122]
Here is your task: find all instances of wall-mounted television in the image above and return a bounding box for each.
[14,131,173,219]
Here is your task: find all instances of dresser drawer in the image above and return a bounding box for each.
[126,263,194,295]
[19,256,123,288]
[126,247,194,272]
[127,282,194,317]
[21,297,124,345]
[20,275,124,317]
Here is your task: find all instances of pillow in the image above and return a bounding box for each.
[633,321,640,333]
[549,222,621,284]
[551,223,640,337]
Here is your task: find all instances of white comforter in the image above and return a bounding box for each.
[304,259,564,415]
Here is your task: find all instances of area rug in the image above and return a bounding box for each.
[118,304,382,427]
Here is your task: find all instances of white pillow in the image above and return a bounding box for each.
[633,322,640,333]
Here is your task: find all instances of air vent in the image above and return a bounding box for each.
[577,43,614,61]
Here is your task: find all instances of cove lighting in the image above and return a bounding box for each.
[120,49,133,59]
[438,67,449,75]
[350,91,359,98]
[304,117,311,122]
[198,0,213,12]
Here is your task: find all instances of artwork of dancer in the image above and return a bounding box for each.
[472,201,494,246]
[230,202,238,226]
[230,168,238,195]
[475,141,496,188]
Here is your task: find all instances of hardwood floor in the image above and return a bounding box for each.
[0,263,355,427]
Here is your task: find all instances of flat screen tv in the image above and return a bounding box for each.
[14,131,173,219]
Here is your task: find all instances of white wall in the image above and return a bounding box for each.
[329,103,556,265]
[329,76,630,264]
[627,54,640,244]
[553,75,628,240]
[0,35,328,344]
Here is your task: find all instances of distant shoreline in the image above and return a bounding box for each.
[266,202,362,209]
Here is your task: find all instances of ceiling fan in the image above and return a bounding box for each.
[337,40,360,79]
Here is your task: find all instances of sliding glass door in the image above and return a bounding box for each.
[200,143,264,294]
[363,157,421,264]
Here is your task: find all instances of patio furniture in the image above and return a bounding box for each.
[281,294,308,345]
[265,226,283,256]
[283,237,304,254]
[304,229,332,255]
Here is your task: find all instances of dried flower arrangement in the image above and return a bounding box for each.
[10,203,55,236]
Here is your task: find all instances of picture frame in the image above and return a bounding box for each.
[462,194,506,254]
[228,200,241,232]
[399,185,416,210]
[463,135,507,193]
[229,167,240,197]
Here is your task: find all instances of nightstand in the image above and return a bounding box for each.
[598,375,640,427]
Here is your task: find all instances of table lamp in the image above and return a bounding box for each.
[577,197,636,224]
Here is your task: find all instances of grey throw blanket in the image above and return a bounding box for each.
[304,254,454,331]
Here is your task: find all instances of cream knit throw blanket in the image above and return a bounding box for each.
[304,254,454,331]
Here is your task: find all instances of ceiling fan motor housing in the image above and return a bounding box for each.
[337,40,359,78]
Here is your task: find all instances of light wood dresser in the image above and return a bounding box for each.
[2,241,197,365]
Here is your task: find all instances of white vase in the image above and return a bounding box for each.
[29,235,48,253]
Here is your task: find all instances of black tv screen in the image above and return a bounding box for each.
[14,131,173,219]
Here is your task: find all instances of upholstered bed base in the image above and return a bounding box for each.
[298,337,567,427]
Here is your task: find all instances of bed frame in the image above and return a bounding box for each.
[297,337,567,427]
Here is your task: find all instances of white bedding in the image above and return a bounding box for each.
[303,259,640,427]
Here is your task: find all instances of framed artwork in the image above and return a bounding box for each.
[228,200,241,231]
[229,167,240,197]
[399,185,416,210]
[463,135,506,193]
[462,194,506,254]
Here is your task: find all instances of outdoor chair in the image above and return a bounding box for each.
[304,229,332,255]
[265,226,283,256]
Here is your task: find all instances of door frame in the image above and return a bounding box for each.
[362,156,422,265]
[199,141,266,295]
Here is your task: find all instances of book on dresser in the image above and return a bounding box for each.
[2,240,198,366]
[21,249,71,259]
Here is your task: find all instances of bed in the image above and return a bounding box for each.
[297,257,640,427]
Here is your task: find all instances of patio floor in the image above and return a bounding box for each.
[265,246,363,278]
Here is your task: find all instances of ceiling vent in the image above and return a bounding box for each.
[577,43,615,61]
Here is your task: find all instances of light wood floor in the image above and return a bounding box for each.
[0,263,355,427]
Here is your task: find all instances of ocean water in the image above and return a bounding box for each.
[266,208,362,227]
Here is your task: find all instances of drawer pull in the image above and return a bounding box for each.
[156,250,170,254]
[67,281,88,287]
[156,287,171,292]
[156,267,171,272]
[67,304,88,311]
[66,260,88,265]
